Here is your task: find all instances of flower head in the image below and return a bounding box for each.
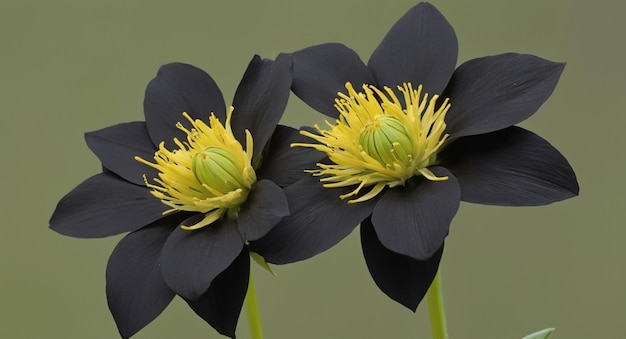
[136,109,257,230]
[295,82,450,203]
[49,55,320,338]
[252,2,579,311]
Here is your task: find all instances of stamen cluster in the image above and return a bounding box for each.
[293,82,451,203]
[136,107,256,229]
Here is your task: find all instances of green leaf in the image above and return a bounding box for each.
[251,251,276,276]
[522,328,555,339]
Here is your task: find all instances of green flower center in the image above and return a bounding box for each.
[359,115,414,167]
[193,147,251,194]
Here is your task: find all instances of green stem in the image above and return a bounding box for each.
[245,269,264,339]
[426,270,448,339]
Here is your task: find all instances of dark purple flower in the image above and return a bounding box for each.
[252,2,578,311]
[50,55,320,338]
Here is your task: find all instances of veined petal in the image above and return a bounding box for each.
[85,121,157,186]
[231,54,292,157]
[371,166,459,261]
[160,217,244,300]
[440,126,579,205]
[250,175,378,264]
[186,248,249,339]
[49,172,166,238]
[106,215,185,338]
[143,63,226,149]
[238,179,289,242]
[291,43,376,118]
[368,2,458,95]
[255,125,325,186]
[361,217,443,311]
[443,53,565,138]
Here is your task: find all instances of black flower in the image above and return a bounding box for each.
[252,2,579,311]
[49,55,319,338]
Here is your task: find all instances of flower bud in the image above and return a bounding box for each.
[359,115,413,167]
[193,147,249,194]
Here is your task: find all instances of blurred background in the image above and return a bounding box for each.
[1,0,623,338]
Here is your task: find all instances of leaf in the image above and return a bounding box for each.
[522,328,555,339]
[250,251,275,276]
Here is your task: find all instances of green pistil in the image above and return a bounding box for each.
[359,115,413,167]
[193,147,246,192]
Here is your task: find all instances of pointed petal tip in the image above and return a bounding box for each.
[231,52,292,157]
[361,218,443,311]
[443,53,568,138]
[107,218,181,339]
[186,248,249,339]
[49,172,166,238]
[144,62,226,148]
[368,0,457,94]
[291,43,375,118]
[442,127,579,206]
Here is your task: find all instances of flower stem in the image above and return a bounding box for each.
[426,270,448,339]
[245,269,264,339]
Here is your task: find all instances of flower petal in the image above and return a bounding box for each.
[85,121,157,186]
[186,248,249,339]
[143,63,226,148]
[368,2,458,95]
[250,175,377,264]
[238,179,289,242]
[49,172,166,238]
[291,43,376,118]
[361,217,443,311]
[106,214,186,338]
[443,53,565,138]
[440,126,579,205]
[371,167,460,261]
[231,54,292,157]
[255,125,325,186]
[160,216,244,300]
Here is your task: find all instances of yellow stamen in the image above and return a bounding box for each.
[135,107,257,230]
[292,82,451,203]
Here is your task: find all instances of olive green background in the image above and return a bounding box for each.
[1,1,623,338]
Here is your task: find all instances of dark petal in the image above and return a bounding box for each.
[440,126,579,205]
[443,53,565,138]
[49,172,166,238]
[160,217,244,300]
[368,3,458,95]
[186,248,249,339]
[371,167,460,261]
[231,54,292,158]
[255,125,325,186]
[143,63,226,148]
[85,121,157,186]
[106,214,187,338]
[250,175,377,264]
[291,43,376,118]
[238,179,289,242]
[361,217,443,311]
